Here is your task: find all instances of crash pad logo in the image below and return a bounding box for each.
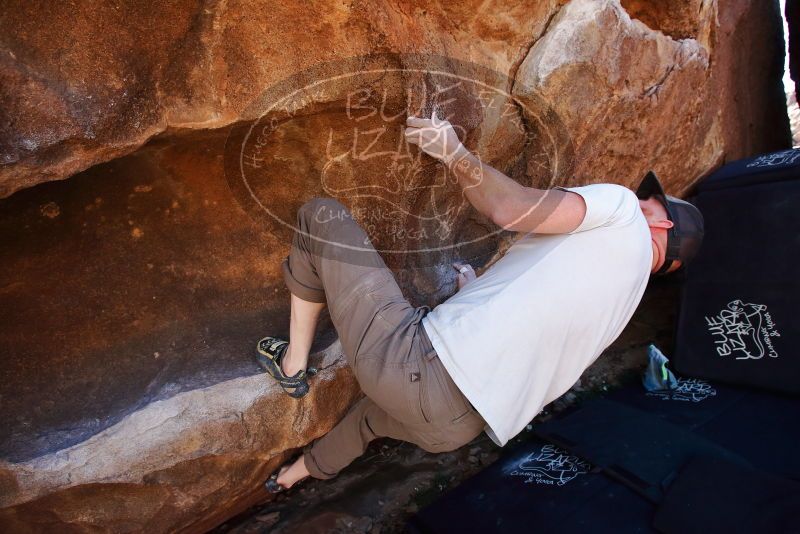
[705,299,781,360]
[646,378,717,402]
[507,444,590,486]
[224,53,574,266]
[745,149,800,169]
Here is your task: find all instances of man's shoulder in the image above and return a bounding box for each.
[557,182,636,200]
[553,183,640,234]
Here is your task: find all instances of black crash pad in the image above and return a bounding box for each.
[533,398,750,502]
[410,380,800,533]
[407,437,655,534]
[674,149,800,394]
[654,455,800,534]
[607,379,800,478]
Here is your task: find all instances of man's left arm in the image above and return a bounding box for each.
[404,116,586,234]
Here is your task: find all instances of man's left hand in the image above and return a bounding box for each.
[452,262,476,290]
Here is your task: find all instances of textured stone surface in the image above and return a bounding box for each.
[620,0,704,40]
[788,0,799,99]
[0,0,792,533]
[2,0,786,200]
[712,0,791,161]
[0,0,563,198]
[513,0,790,196]
[0,340,361,533]
[786,0,800,146]
[0,131,329,462]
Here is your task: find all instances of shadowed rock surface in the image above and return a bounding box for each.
[0,340,362,533]
[787,0,799,99]
[0,0,791,532]
[0,131,328,461]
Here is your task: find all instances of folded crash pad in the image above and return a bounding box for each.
[407,437,656,534]
[533,399,750,502]
[410,380,800,533]
[607,379,800,478]
[673,148,800,394]
[653,455,800,534]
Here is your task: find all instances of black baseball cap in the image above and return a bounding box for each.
[636,171,705,275]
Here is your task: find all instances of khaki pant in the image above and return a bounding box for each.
[282,198,486,479]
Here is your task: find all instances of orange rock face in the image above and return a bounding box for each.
[0,0,791,532]
[0,0,562,198]
[0,341,362,533]
[512,0,790,195]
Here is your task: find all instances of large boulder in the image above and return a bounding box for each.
[513,0,790,195]
[0,0,563,198]
[0,341,361,533]
[0,1,790,532]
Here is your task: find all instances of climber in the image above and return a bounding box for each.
[256,114,705,493]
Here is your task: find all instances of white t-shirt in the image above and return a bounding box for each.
[421,183,653,446]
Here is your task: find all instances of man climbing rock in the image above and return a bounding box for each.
[257,115,704,492]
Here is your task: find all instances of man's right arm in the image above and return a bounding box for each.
[447,148,587,234]
[404,116,587,235]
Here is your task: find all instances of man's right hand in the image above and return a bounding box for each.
[404,114,468,165]
[452,262,476,290]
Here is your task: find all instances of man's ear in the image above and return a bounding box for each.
[649,218,674,230]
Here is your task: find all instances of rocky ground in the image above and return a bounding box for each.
[213,278,681,534]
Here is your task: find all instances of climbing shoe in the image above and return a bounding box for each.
[255,336,310,399]
[265,472,286,494]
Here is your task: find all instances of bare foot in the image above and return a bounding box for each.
[275,455,311,489]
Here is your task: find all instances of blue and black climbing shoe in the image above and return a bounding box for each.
[255,337,310,399]
[265,472,286,494]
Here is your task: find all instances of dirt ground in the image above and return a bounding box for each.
[212,277,682,534]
